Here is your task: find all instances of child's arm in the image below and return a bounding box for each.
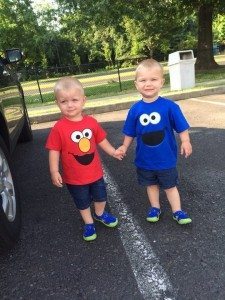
[49,150,63,187]
[179,130,192,158]
[98,138,124,160]
[118,135,134,154]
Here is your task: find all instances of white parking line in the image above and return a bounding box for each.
[189,98,225,106]
[103,165,175,300]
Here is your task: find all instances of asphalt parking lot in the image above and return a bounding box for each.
[1,94,225,299]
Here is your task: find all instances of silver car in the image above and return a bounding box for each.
[0,49,32,251]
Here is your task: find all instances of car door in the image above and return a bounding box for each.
[0,62,23,139]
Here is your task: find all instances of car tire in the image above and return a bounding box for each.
[0,136,21,251]
[18,108,33,143]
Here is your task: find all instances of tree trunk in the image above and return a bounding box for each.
[195,3,218,70]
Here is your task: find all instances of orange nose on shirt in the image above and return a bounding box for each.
[79,137,91,153]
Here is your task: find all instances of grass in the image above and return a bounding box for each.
[25,54,225,107]
[195,67,225,81]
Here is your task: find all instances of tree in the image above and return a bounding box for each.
[57,0,225,70]
[213,14,225,45]
[56,0,184,61]
[4,0,222,68]
[196,3,217,69]
[175,0,225,70]
[0,0,48,66]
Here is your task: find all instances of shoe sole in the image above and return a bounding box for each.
[146,217,160,222]
[83,233,97,241]
[94,217,118,228]
[173,217,192,225]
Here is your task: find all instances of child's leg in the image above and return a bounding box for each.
[94,201,106,216]
[79,207,94,224]
[164,186,181,213]
[91,178,118,227]
[66,184,97,241]
[79,208,97,241]
[93,200,118,227]
[79,208,96,241]
[147,185,160,208]
[146,185,161,222]
[165,186,192,224]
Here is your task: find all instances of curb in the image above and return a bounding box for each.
[29,86,225,124]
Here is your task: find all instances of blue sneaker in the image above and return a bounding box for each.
[83,224,97,241]
[93,211,118,228]
[173,210,192,225]
[146,207,161,222]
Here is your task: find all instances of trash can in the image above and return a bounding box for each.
[168,50,196,91]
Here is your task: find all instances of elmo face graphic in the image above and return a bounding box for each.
[70,128,94,165]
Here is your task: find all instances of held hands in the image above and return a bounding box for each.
[180,140,192,158]
[117,144,128,155]
[51,171,63,187]
[112,145,128,160]
[112,148,125,160]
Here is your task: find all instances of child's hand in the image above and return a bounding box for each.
[180,141,192,158]
[51,171,63,187]
[113,148,125,160]
[117,145,128,155]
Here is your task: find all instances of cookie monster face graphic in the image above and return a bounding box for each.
[70,128,94,165]
[139,112,165,146]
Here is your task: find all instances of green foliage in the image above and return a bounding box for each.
[213,14,225,44]
[0,0,225,70]
[0,0,38,51]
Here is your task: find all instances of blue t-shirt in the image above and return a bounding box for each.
[123,96,190,170]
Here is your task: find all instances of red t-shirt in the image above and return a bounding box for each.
[45,115,107,185]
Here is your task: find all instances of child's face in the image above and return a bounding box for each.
[56,87,86,121]
[135,66,165,102]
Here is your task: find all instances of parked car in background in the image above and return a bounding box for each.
[0,48,32,251]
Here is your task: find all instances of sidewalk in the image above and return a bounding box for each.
[27,80,225,124]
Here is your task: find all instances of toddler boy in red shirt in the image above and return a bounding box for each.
[46,77,123,241]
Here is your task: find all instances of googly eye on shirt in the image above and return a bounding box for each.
[139,112,161,126]
[71,128,93,143]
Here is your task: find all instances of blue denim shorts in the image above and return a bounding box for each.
[136,167,178,189]
[66,177,107,210]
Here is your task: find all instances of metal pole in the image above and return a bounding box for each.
[36,68,44,103]
[116,60,122,92]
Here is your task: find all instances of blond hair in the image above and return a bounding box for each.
[135,58,164,80]
[54,76,84,98]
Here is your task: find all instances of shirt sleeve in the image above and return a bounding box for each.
[170,104,190,133]
[94,120,107,144]
[45,127,62,151]
[122,107,137,137]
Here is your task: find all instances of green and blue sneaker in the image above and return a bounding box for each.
[173,210,192,225]
[146,207,161,222]
[83,223,97,241]
[93,211,118,228]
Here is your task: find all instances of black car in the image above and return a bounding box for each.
[0,49,32,251]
